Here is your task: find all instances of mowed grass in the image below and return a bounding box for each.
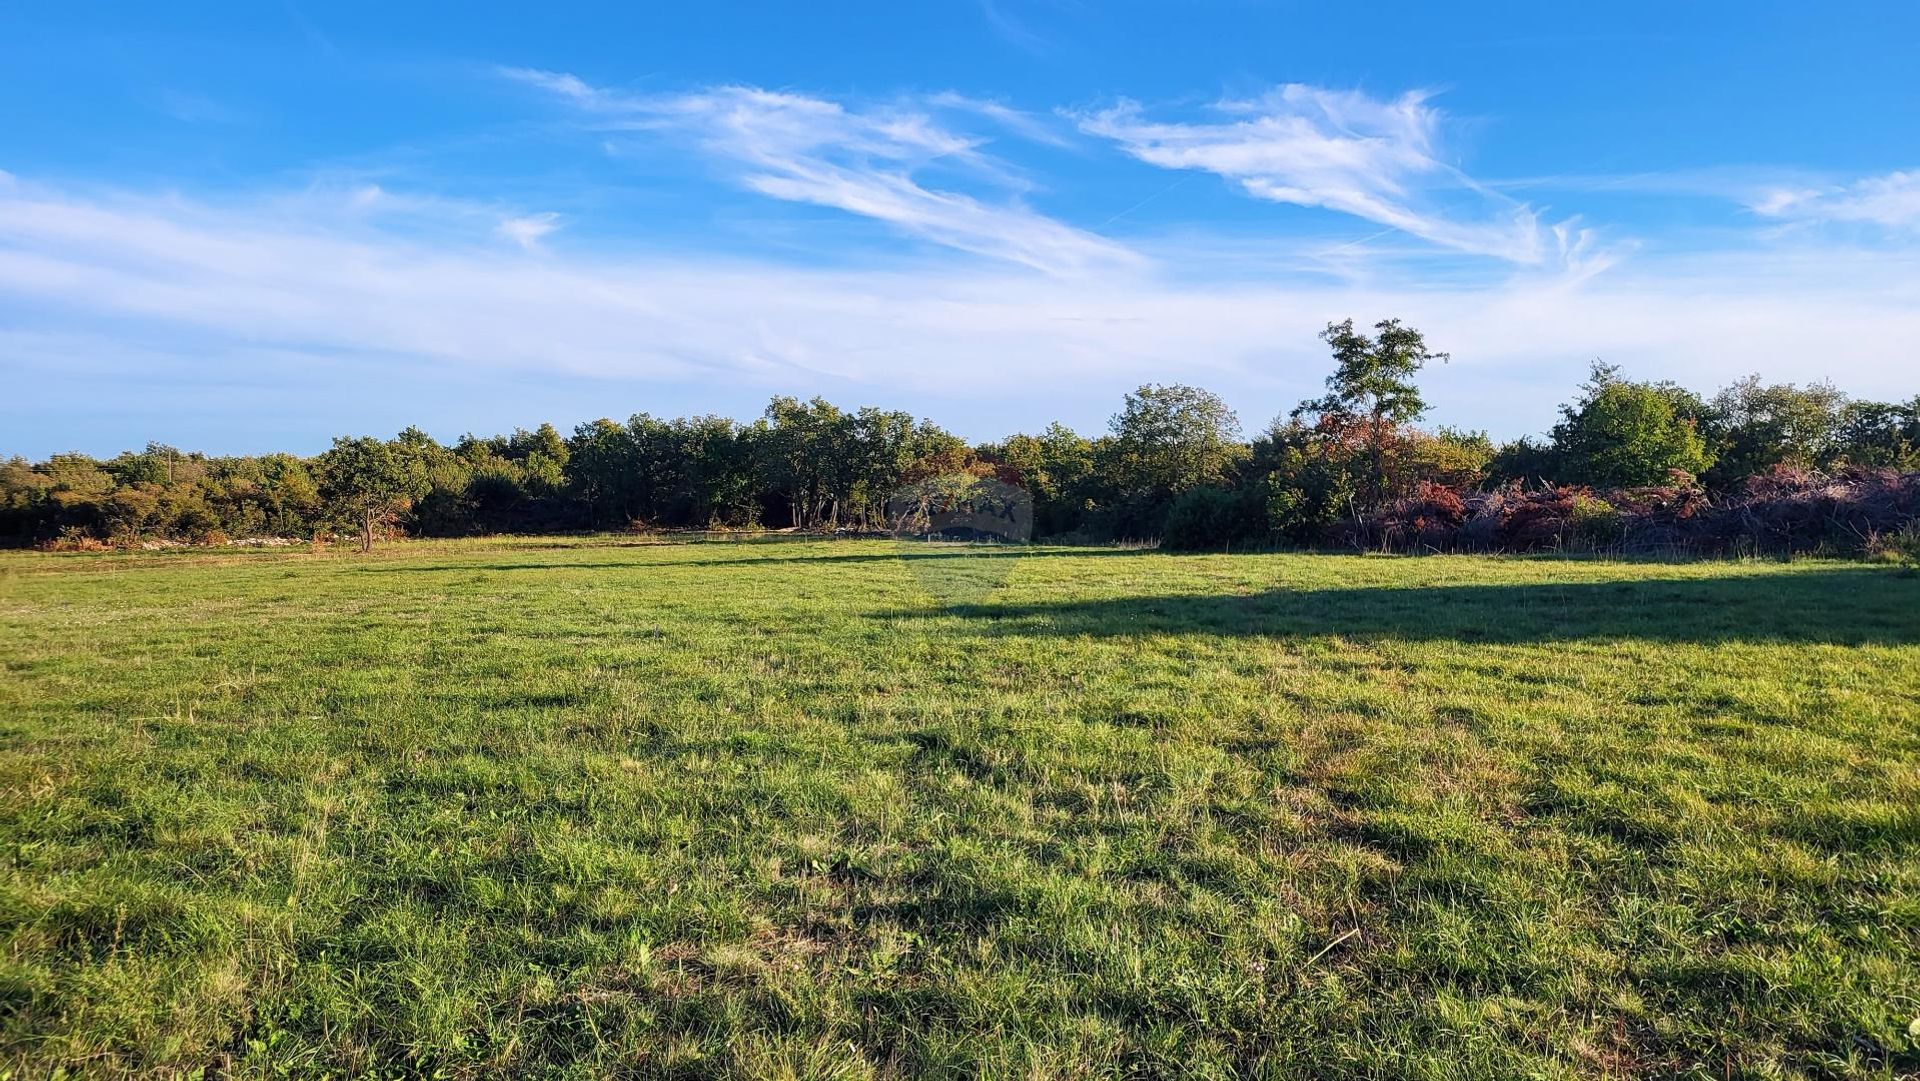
[2,538,1918,1080]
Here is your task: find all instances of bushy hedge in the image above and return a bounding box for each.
[1334,466,1920,557]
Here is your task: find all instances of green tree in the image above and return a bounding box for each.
[102,485,161,540]
[1488,436,1562,485]
[1706,375,1848,484]
[567,419,638,528]
[902,422,971,483]
[1550,362,1714,487]
[1293,318,1446,501]
[988,423,1097,536]
[676,415,757,528]
[0,457,55,541]
[1103,384,1243,499]
[317,436,424,551]
[1250,425,1358,544]
[1833,397,1920,469]
[759,397,853,529]
[847,408,917,529]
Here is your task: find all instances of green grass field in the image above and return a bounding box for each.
[2,538,1918,1079]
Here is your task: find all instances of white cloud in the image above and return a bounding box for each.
[498,67,604,107]
[926,92,1075,148]
[504,71,1141,276]
[1751,170,1920,231]
[2,175,1916,453]
[496,212,561,250]
[1080,86,1614,271]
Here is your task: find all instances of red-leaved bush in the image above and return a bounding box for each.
[1348,481,1468,551]
[1710,465,1920,555]
[1341,468,1919,556]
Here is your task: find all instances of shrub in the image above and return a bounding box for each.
[1568,491,1625,547]
[1260,449,1356,545]
[1393,429,1494,492]
[40,526,109,553]
[1487,436,1560,485]
[1885,520,1920,571]
[1602,481,1704,552]
[1285,468,1917,557]
[1717,466,1920,556]
[1609,471,1708,523]
[1345,481,1467,551]
[1498,485,1579,550]
[1162,486,1253,551]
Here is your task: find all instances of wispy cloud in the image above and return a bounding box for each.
[501,69,1140,276]
[1751,170,1920,232]
[977,0,1051,55]
[5,173,1916,458]
[1079,86,1615,271]
[926,92,1076,148]
[498,67,605,108]
[496,212,561,250]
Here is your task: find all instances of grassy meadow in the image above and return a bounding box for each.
[1,537,1918,1079]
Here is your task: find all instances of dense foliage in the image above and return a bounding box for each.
[5,321,1917,553]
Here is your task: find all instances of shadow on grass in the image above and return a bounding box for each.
[354,545,1148,575]
[895,567,1920,645]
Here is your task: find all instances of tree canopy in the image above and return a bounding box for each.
[5,318,1916,553]
[317,436,425,551]
[1103,383,1244,499]
[1548,362,1715,487]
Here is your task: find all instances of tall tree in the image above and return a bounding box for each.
[1293,318,1446,501]
[849,408,916,529]
[566,419,636,528]
[676,415,756,528]
[317,436,424,552]
[759,397,852,529]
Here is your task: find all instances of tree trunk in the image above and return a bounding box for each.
[361,507,374,553]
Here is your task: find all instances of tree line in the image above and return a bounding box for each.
[4,319,1916,551]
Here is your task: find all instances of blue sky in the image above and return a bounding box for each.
[4,2,1918,456]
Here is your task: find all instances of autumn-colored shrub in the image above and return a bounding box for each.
[1608,476,1707,524]
[1328,468,1919,557]
[39,526,110,553]
[1497,485,1613,551]
[1345,481,1468,550]
[1712,465,1920,556]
